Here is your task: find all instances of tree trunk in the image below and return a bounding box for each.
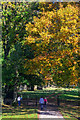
[13,67,19,102]
[13,86,18,102]
[4,85,14,104]
[4,85,14,99]
[67,82,70,88]
[31,85,34,91]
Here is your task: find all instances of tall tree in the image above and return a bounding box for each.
[2,2,40,101]
[2,41,35,102]
[24,3,79,87]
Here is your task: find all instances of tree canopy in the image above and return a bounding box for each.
[2,2,80,98]
[24,3,79,87]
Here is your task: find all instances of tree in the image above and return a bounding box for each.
[19,73,44,91]
[2,2,40,101]
[2,2,39,60]
[2,41,36,101]
[24,3,79,87]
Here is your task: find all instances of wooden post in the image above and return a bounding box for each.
[27,95,29,105]
[57,95,60,106]
[36,96,37,106]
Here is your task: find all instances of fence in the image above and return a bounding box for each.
[3,89,79,107]
[21,93,60,107]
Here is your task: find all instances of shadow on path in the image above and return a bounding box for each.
[38,104,65,120]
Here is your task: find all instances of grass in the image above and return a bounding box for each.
[19,87,80,101]
[2,104,38,119]
[58,102,80,120]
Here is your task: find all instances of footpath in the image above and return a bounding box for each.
[38,104,65,120]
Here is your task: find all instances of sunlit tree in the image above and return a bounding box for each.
[25,3,79,87]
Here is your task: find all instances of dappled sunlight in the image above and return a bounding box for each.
[59,101,80,119]
[2,88,80,119]
[2,104,38,118]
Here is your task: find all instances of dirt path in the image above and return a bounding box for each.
[38,104,65,120]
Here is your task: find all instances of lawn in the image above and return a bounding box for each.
[19,87,80,101]
[2,104,38,119]
[59,102,80,120]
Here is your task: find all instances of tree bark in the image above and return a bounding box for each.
[67,82,70,88]
[13,86,18,102]
[4,85,14,104]
[31,85,34,91]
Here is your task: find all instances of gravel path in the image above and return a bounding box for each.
[38,105,65,120]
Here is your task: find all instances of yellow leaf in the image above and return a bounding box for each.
[73,66,75,71]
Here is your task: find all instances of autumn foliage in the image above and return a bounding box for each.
[24,3,79,87]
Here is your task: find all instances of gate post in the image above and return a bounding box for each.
[57,95,60,106]
[36,96,37,106]
[27,95,29,105]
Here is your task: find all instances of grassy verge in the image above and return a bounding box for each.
[58,102,80,120]
[52,87,80,120]
[2,104,38,119]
